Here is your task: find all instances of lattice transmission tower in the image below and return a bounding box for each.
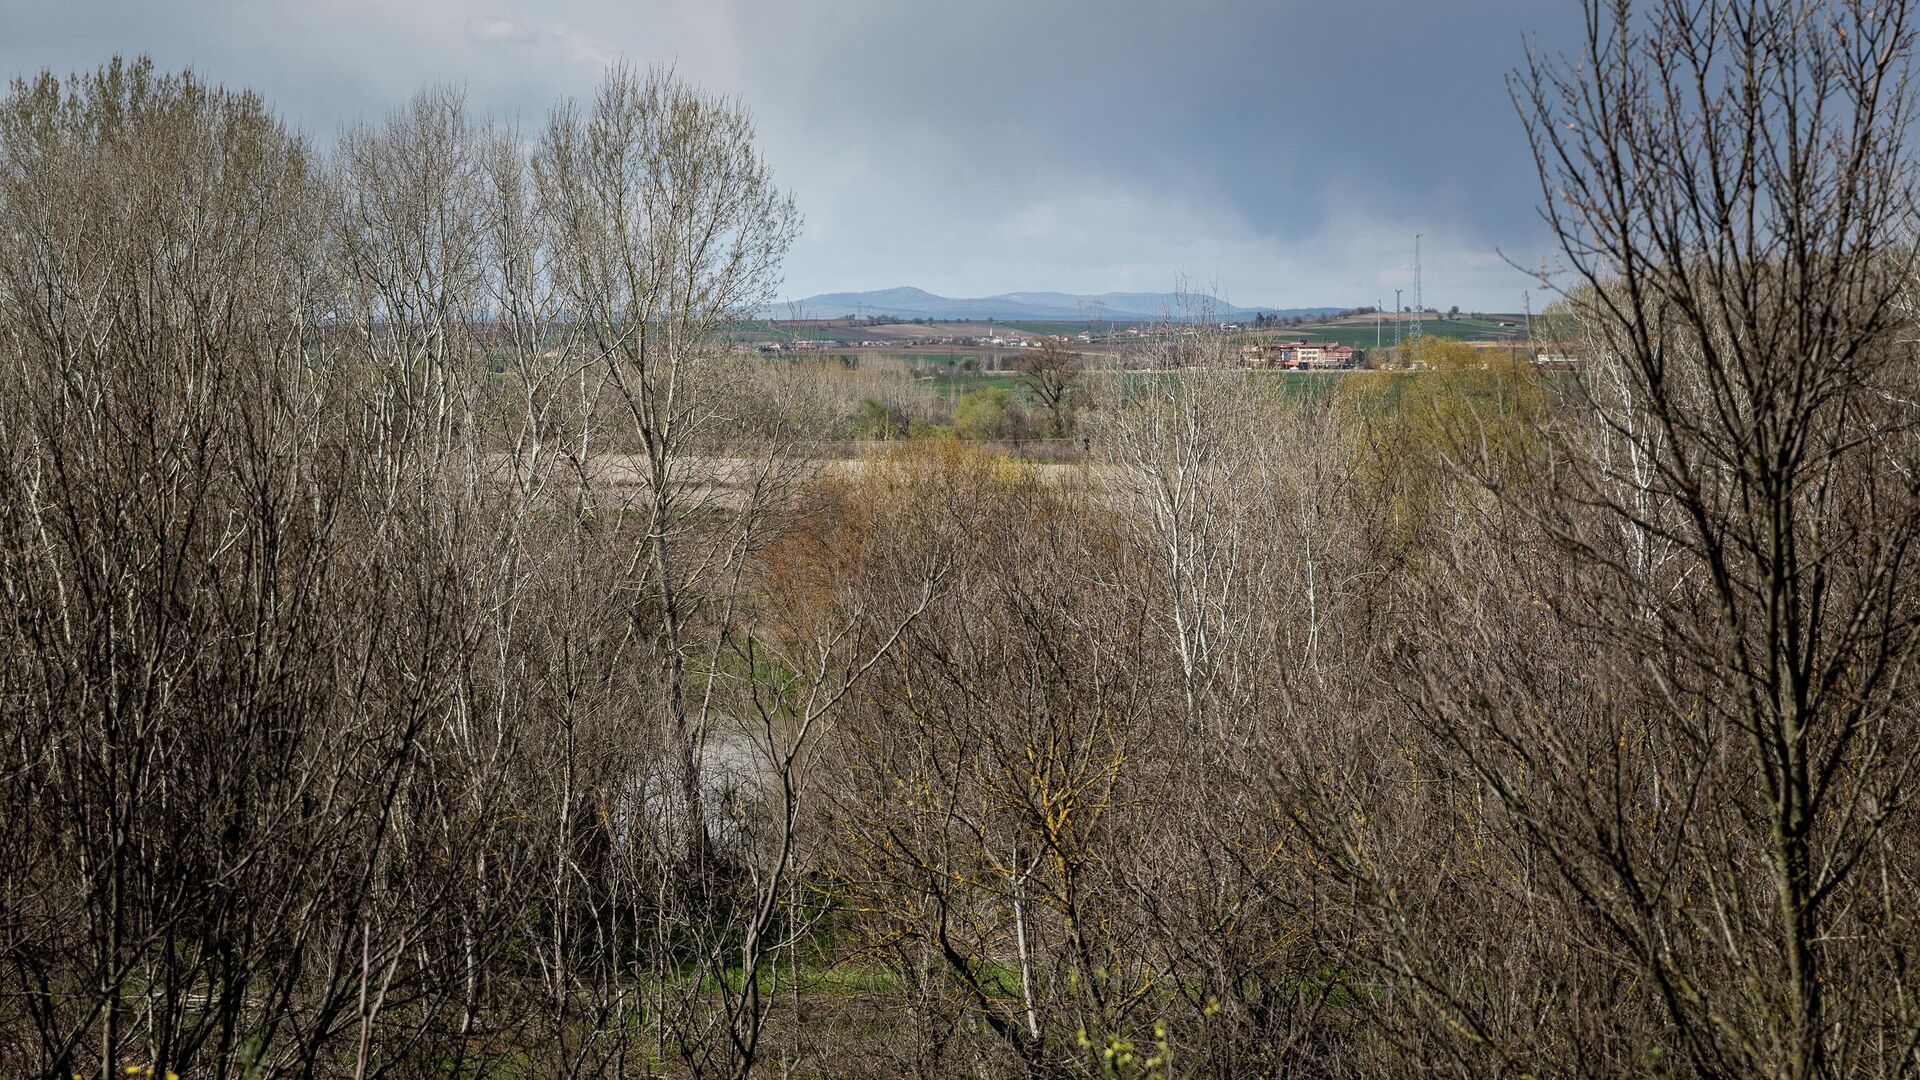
[1410,233,1423,344]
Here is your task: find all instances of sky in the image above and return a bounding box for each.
[0,0,1591,313]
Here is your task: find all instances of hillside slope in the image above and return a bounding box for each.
[770,287,1341,322]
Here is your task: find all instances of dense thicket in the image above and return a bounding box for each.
[5,1,1920,1076]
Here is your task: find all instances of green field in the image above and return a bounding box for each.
[868,351,970,368]
[928,373,1025,398]
[992,320,1143,336]
[769,324,856,341]
[1285,317,1525,349]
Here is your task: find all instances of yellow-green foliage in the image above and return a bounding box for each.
[953,386,1013,440]
[1341,337,1546,545]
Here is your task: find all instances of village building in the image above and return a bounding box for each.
[1240,340,1360,369]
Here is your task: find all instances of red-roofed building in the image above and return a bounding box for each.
[1241,341,1360,369]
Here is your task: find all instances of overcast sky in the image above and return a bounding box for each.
[2,0,1589,312]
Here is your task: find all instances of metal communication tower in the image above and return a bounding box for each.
[1393,289,1403,348]
[1410,234,1424,344]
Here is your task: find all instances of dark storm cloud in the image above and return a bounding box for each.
[0,0,1588,310]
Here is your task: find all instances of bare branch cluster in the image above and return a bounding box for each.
[6,4,1920,1074]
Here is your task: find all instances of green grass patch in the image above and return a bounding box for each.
[928,373,1026,399]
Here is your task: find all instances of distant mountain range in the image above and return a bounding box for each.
[765,287,1341,323]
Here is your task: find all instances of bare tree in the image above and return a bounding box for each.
[30,15,1920,1076]
[1351,2,1920,1075]
[535,64,800,876]
[0,59,504,1079]
[1016,338,1081,439]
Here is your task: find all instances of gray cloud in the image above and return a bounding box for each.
[465,17,537,44]
[0,0,1588,310]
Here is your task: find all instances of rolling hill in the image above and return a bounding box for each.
[767,287,1341,322]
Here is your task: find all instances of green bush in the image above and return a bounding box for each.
[953,387,1012,440]
[849,397,903,439]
